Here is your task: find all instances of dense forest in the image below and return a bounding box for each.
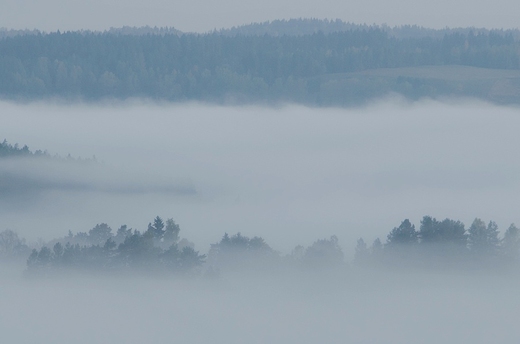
[2,19,520,105]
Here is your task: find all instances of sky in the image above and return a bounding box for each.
[1,0,520,32]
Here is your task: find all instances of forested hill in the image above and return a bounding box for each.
[219,19,520,39]
[2,20,520,105]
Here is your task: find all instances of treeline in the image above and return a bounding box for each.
[0,139,96,162]
[1,22,519,105]
[21,215,345,277]
[2,214,520,277]
[0,140,48,158]
[26,217,206,276]
[220,18,520,40]
[355,216,520,270]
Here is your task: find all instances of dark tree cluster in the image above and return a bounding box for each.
[0,139,97,163]
[0,140,47,158]
[26,216,205,276]
[12,213,520,278]
[355,216,520,270]
[24,222,348,277]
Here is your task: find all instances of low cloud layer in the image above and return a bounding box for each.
[2,269,520,343]
[3,98,520,343]
[2,98,520,254]
[0,156,195,197]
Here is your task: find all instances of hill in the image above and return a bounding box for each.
[2,20,520,105]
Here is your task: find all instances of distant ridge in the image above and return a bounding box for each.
[2,19,520,106]
[217,18,520,39]
[2,18,520,39]
[0,26,182,39]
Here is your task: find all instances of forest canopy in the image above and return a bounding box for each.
[2,19,520,106]
[2,213,518,278]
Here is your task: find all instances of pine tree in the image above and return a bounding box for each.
[386,219,418,246]
[468,218,500,256]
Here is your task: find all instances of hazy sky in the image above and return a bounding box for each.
[2,0,519,32]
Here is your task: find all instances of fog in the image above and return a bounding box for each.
[0,269,507,343]
[1,0,519,33]
[0,269,517,343]
[3,98,520,255]
[3,98,520,342]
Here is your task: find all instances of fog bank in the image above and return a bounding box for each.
[3,98,520,343]
[2,99,520,256]
[2,270,520,343]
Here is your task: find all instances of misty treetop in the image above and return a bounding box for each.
[2,19,520,105]
[356,216,520,270]
[18,215,350,277]
[0,140,101,198]
[3,212,520,277]
[0,229,31,261]
[207,232,278,271]
[0,139,96,162]
[26,216,205,275]
[0,139,47,158]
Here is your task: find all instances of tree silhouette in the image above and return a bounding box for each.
[354,238,369,266]
[303,235,344,268]
[386,219,418,247]
[468,218,500,256]
[503,223,520,261]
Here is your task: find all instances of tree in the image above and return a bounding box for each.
[502,223,520,261]
[468,218,500,256]
[386,219,418,246]
[419,216,437,243]
[354,238,369,266]
[27,246,52,271]
[61,243,81,267]
[53,242,64,259]
[88,223,113,245]
[117,232,158,268]
[161,244,180,270]
[147,216,165,239]
[164,218,180,244]
[207,232,277,271]
[178,246,206,273]
[419,216,467,250]
[27,249,39,269]
[486,221,500,253]
[303,235,344,268]
[114,225,132,244]
[103,238,117,251]
[436,218,467,246]
[371,238,383,263]
[0,229,29,260]
[248,236,271,251]
[160,243,205,274]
